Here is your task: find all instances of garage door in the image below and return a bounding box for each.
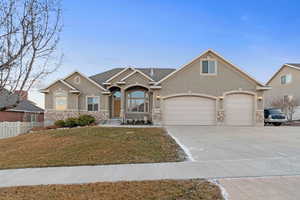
[162,96,216,125]
[224,94,254,126]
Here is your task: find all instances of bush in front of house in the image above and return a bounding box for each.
[64,117,78,128]
[77,115,96,126]
[54,115,96,128]
[54,120,66,127]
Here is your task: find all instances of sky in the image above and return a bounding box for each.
[29,0,300,108]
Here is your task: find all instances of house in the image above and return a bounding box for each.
[41,49,269,126]
[265,63,300,120]
[0,90,44,122]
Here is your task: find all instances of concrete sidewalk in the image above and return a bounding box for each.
[219,176,300,200]
[1,156,300,188]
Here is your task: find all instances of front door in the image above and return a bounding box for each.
[112,91,121,118]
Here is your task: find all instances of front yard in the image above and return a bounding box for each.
[0,179,224,200]
[0,127,184,169]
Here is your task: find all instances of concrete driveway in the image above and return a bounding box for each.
[167,126,300,163]
[167,126,300,200]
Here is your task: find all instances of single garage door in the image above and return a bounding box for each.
[224,94,254,126]
[163,96,216,125]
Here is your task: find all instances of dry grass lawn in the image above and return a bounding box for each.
[0,179,224,200]
[0,127,184,169]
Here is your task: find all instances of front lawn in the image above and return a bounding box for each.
[0,127,184,169]
[0,179,224,200]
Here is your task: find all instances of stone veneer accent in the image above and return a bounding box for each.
[256,110,264,126]
[45,110,109,125]
[217,110,225,125]
[152,108,161,125]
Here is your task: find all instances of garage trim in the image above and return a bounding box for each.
[161,93,218,125]
[223,90,257,126]
[161,93,218,100]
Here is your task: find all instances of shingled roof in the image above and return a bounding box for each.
[89,68,175,86]
[286,63,300,68]
[0,90,44,113]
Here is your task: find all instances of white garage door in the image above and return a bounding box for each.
[225,94,254,126]
[163,96,216,125]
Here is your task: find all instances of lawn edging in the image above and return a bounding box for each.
[165,129,195,162]
[210,179,229,200]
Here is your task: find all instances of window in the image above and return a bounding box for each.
[55,90,67,111]
[74,76,81,84]
[30,114,38,122]
[87,96,99,111]
[127,90,149,113]
[201,60,217,75]
[281,74,292,85]
[25,114,38,122]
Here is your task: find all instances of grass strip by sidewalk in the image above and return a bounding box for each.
[0,179,224,200]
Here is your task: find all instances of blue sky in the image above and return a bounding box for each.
[30,0,300,107]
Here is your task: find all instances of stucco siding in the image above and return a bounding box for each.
[64,72,106,111]
[124,72,150,87]
[44,81,77,110]
[160,52,257,98]
[265,66,300,107]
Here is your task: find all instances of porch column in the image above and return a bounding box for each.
[120,87,125,120]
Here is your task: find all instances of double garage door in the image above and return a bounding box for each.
[162,94,254,126]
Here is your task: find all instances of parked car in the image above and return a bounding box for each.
[264,108,287,126]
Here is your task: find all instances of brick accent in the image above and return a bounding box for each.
[0,111,44,122]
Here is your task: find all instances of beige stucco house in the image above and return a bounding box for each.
[265,63,300,120]
[41,49,269,126]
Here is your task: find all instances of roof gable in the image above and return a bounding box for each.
[42,79,79,92]
[42,71,106,92]
[266,64,300,85]
[63,71,106,91]
[120,69,154,82]
[104,67,135,83]
[90,67,175,85]
[157,49,264,87]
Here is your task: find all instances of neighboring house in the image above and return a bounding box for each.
[265,63,300,120]
[41,49,269,126]
[0,90,44,122]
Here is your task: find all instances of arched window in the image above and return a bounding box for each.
[55,89,67,111]
[127,90,149,112]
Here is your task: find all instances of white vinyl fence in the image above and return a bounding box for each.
[0,122,42,139]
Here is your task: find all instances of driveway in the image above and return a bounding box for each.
[167,126,300,164]
[167,126,300,200]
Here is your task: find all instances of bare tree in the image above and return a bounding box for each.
[270,96,299,121]
[0,0,63,110]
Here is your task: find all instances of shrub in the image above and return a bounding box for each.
[54,120,65,127]
[77,115,96,126]
[65,117,78,128]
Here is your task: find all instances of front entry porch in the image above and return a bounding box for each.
[108,85,153,124]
